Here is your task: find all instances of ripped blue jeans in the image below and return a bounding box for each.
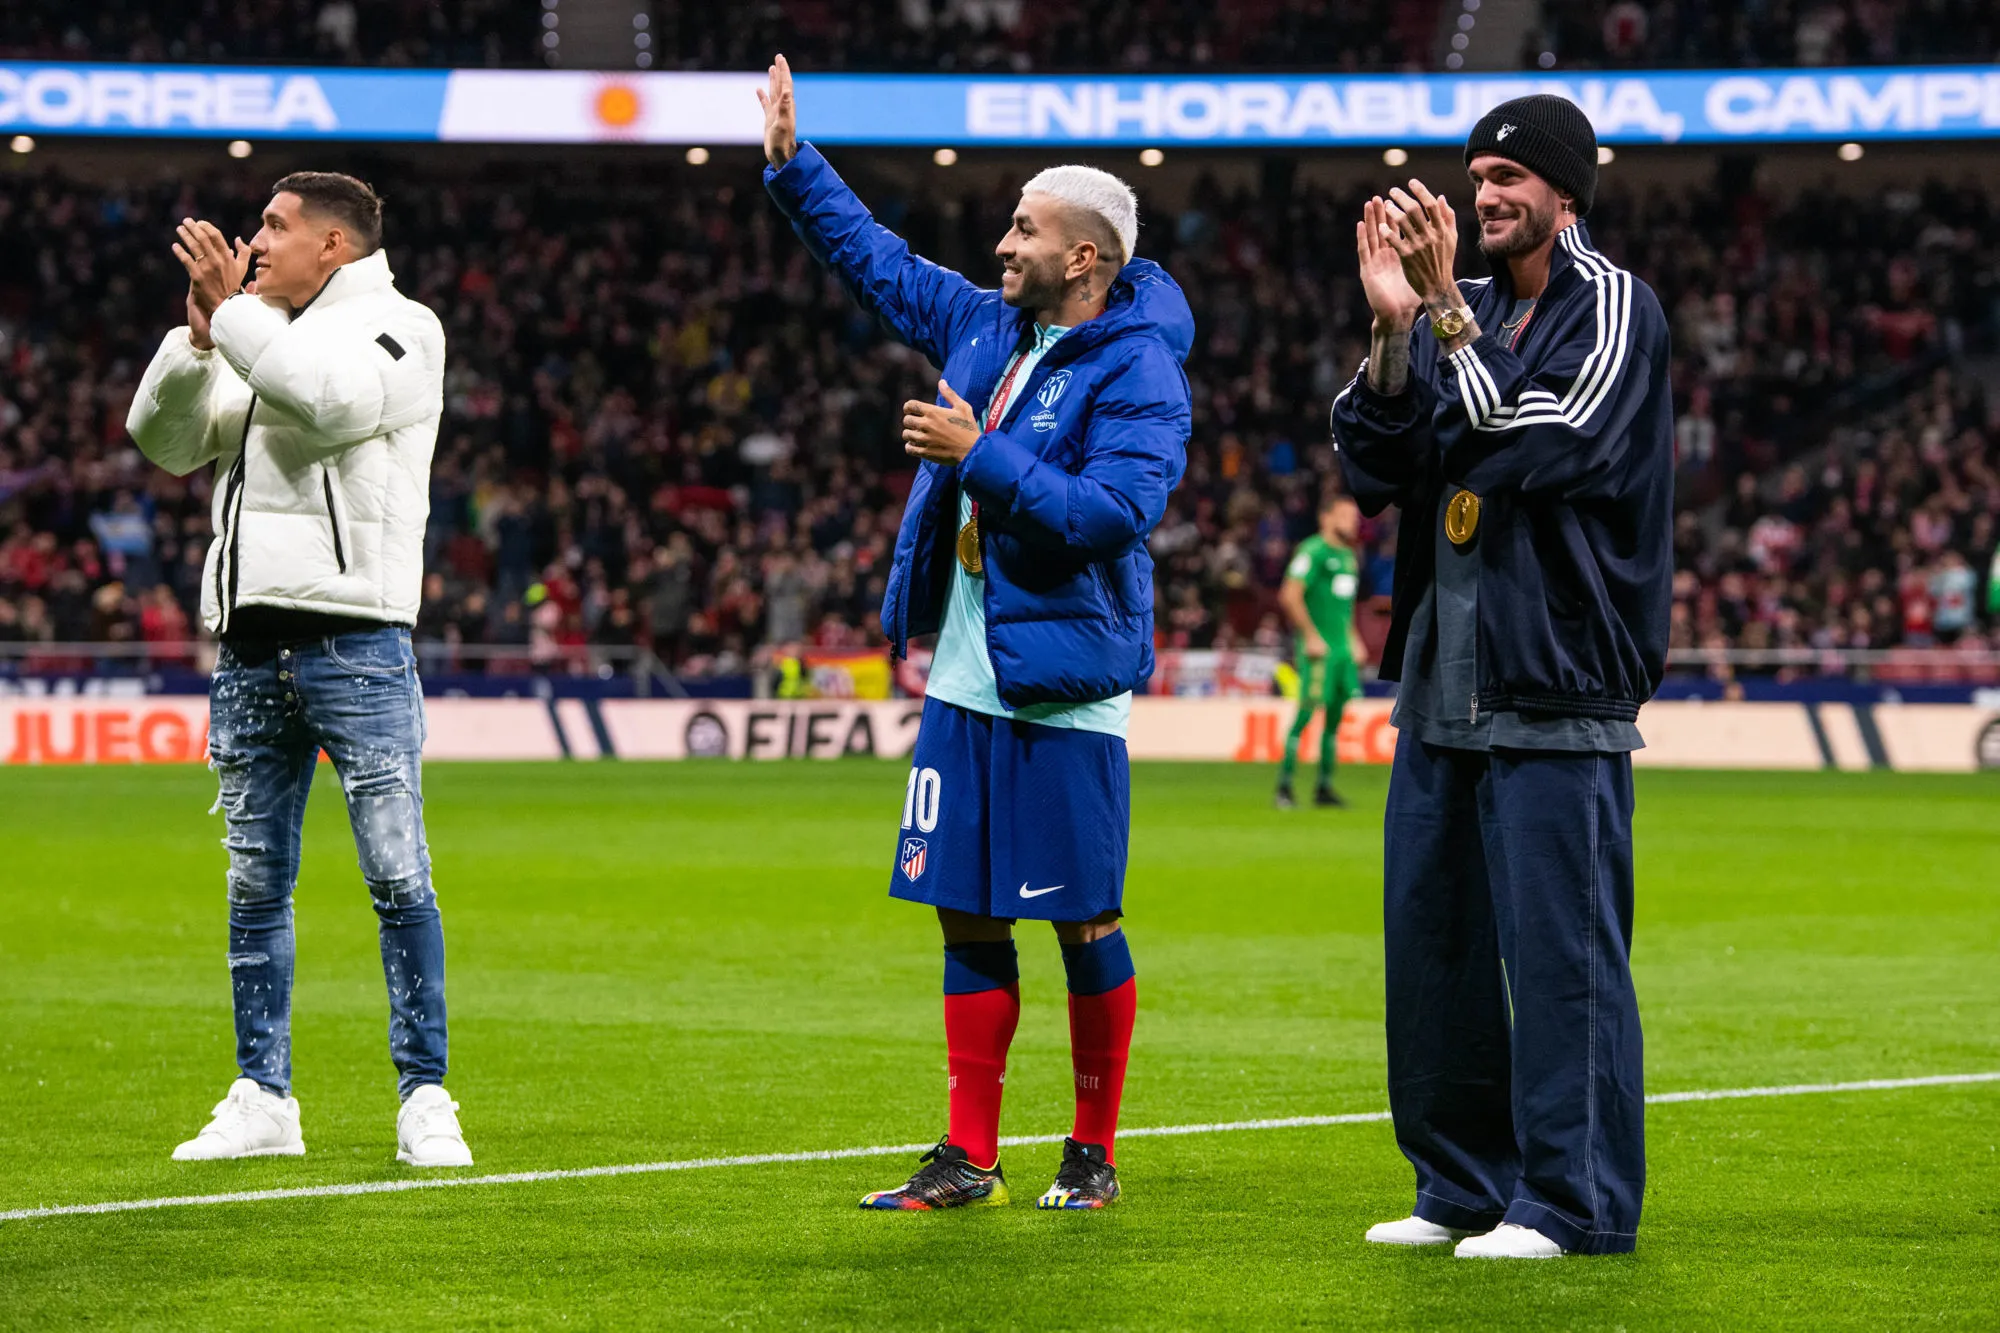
[208,627,446,1101]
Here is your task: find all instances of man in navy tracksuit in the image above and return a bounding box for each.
[759,58,1192,1211]
[1332,96,1672,1257]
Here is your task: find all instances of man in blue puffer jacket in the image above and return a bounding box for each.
[759,57,1192,1212]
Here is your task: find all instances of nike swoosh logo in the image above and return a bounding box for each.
[1018,882,1065,899]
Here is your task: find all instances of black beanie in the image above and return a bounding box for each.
[1463,94,1598,217]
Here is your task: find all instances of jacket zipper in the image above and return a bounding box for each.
[212,456,243,628]
[1088,561,1118,620]
[214,393,258,634]
[321,466,348,573]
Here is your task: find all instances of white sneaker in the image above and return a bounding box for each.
[1365,1215,1471,1246]
[172,1078,306,1160]
[397,1084,474,1167]
[1455,1223,1566,1258]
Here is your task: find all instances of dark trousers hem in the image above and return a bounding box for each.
[1413,1190,1504,1232]
[1505,1200,1638,1255]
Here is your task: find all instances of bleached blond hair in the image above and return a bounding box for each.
[1021,164,1139,269]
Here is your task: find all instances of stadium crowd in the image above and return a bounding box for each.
[666,0,1440,74]
[1,156,1998,676]
[11,2,1998,77]
[1678,367,2000,664]
[0,1,539,68]
[1532,0,2000,70]
[2,1,1443,73]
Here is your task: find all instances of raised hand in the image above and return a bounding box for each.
[1376,180,1458,308]
[756,54,798,168]
[172,219,252,350]
[1356,197,1422,331]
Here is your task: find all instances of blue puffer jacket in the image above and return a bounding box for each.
[765,143,1194,708]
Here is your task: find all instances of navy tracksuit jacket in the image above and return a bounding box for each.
[1332,222,1673,1253]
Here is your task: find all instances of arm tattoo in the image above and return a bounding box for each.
[1425,290,1482,355]
[1366,322,1412,395]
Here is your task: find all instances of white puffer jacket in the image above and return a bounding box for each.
[126,251,446,634]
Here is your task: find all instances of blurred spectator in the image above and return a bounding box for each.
[1930,549,1976,644]
[139,581,193,666]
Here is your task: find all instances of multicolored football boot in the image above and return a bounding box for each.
[1036,1138,1120,1209]
[859,1137,1010,1210]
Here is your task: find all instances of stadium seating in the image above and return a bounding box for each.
[0,0,539,68]
[687,0,1443,74]
[1530,0,1999,70]
[1,1,1445,73]
[2,153,1996,677]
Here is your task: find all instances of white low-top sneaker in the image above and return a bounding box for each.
[1455,1223,1565,1258]
[1365,1215,1471,1246]
[397,1084,474,1167]
[172,1078,305,1161]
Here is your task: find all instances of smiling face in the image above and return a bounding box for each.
[247,191,352,307]
[1467,154,1568,261]
[995,191,1099,311]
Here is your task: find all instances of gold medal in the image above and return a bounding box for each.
[956,516,983,574]
[1445,489,1481,547]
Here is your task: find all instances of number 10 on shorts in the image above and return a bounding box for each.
[902,766,941,832]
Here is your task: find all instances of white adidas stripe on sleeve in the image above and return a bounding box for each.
[1459,229,1635,435]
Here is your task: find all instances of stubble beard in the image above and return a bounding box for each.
[1476,199,1559,261]
[1002,254,1067,311]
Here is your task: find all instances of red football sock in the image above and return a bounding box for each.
[944,983,1019,1168]
[1068,977,1137,1163]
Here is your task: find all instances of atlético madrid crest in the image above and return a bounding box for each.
[900,837,928,881]
[1038,369,1073,409]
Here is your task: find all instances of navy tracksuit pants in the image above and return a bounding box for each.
[1383,732,1645,1254]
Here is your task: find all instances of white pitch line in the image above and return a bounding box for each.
[1646,1071,2000,1103]
[2,1072,1993,1225]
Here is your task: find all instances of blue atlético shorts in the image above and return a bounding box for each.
[890,696,1130,922]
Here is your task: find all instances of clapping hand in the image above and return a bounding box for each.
[172,218,252,350]
[1375,181,1459,308]
[1356,197,1423,332]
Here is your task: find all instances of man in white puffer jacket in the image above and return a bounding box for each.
[128,173,471,1168]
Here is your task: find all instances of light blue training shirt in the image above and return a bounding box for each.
[925,322,1132,738]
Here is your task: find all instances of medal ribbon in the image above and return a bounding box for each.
[984,344,1032,432]
[967,341,1033,525]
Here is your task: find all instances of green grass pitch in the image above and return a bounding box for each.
[1,760,1996,1329]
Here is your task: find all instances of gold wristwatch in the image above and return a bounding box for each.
[1429,304,1473,341]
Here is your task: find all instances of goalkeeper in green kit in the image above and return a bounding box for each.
[1275,495,1367,810]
